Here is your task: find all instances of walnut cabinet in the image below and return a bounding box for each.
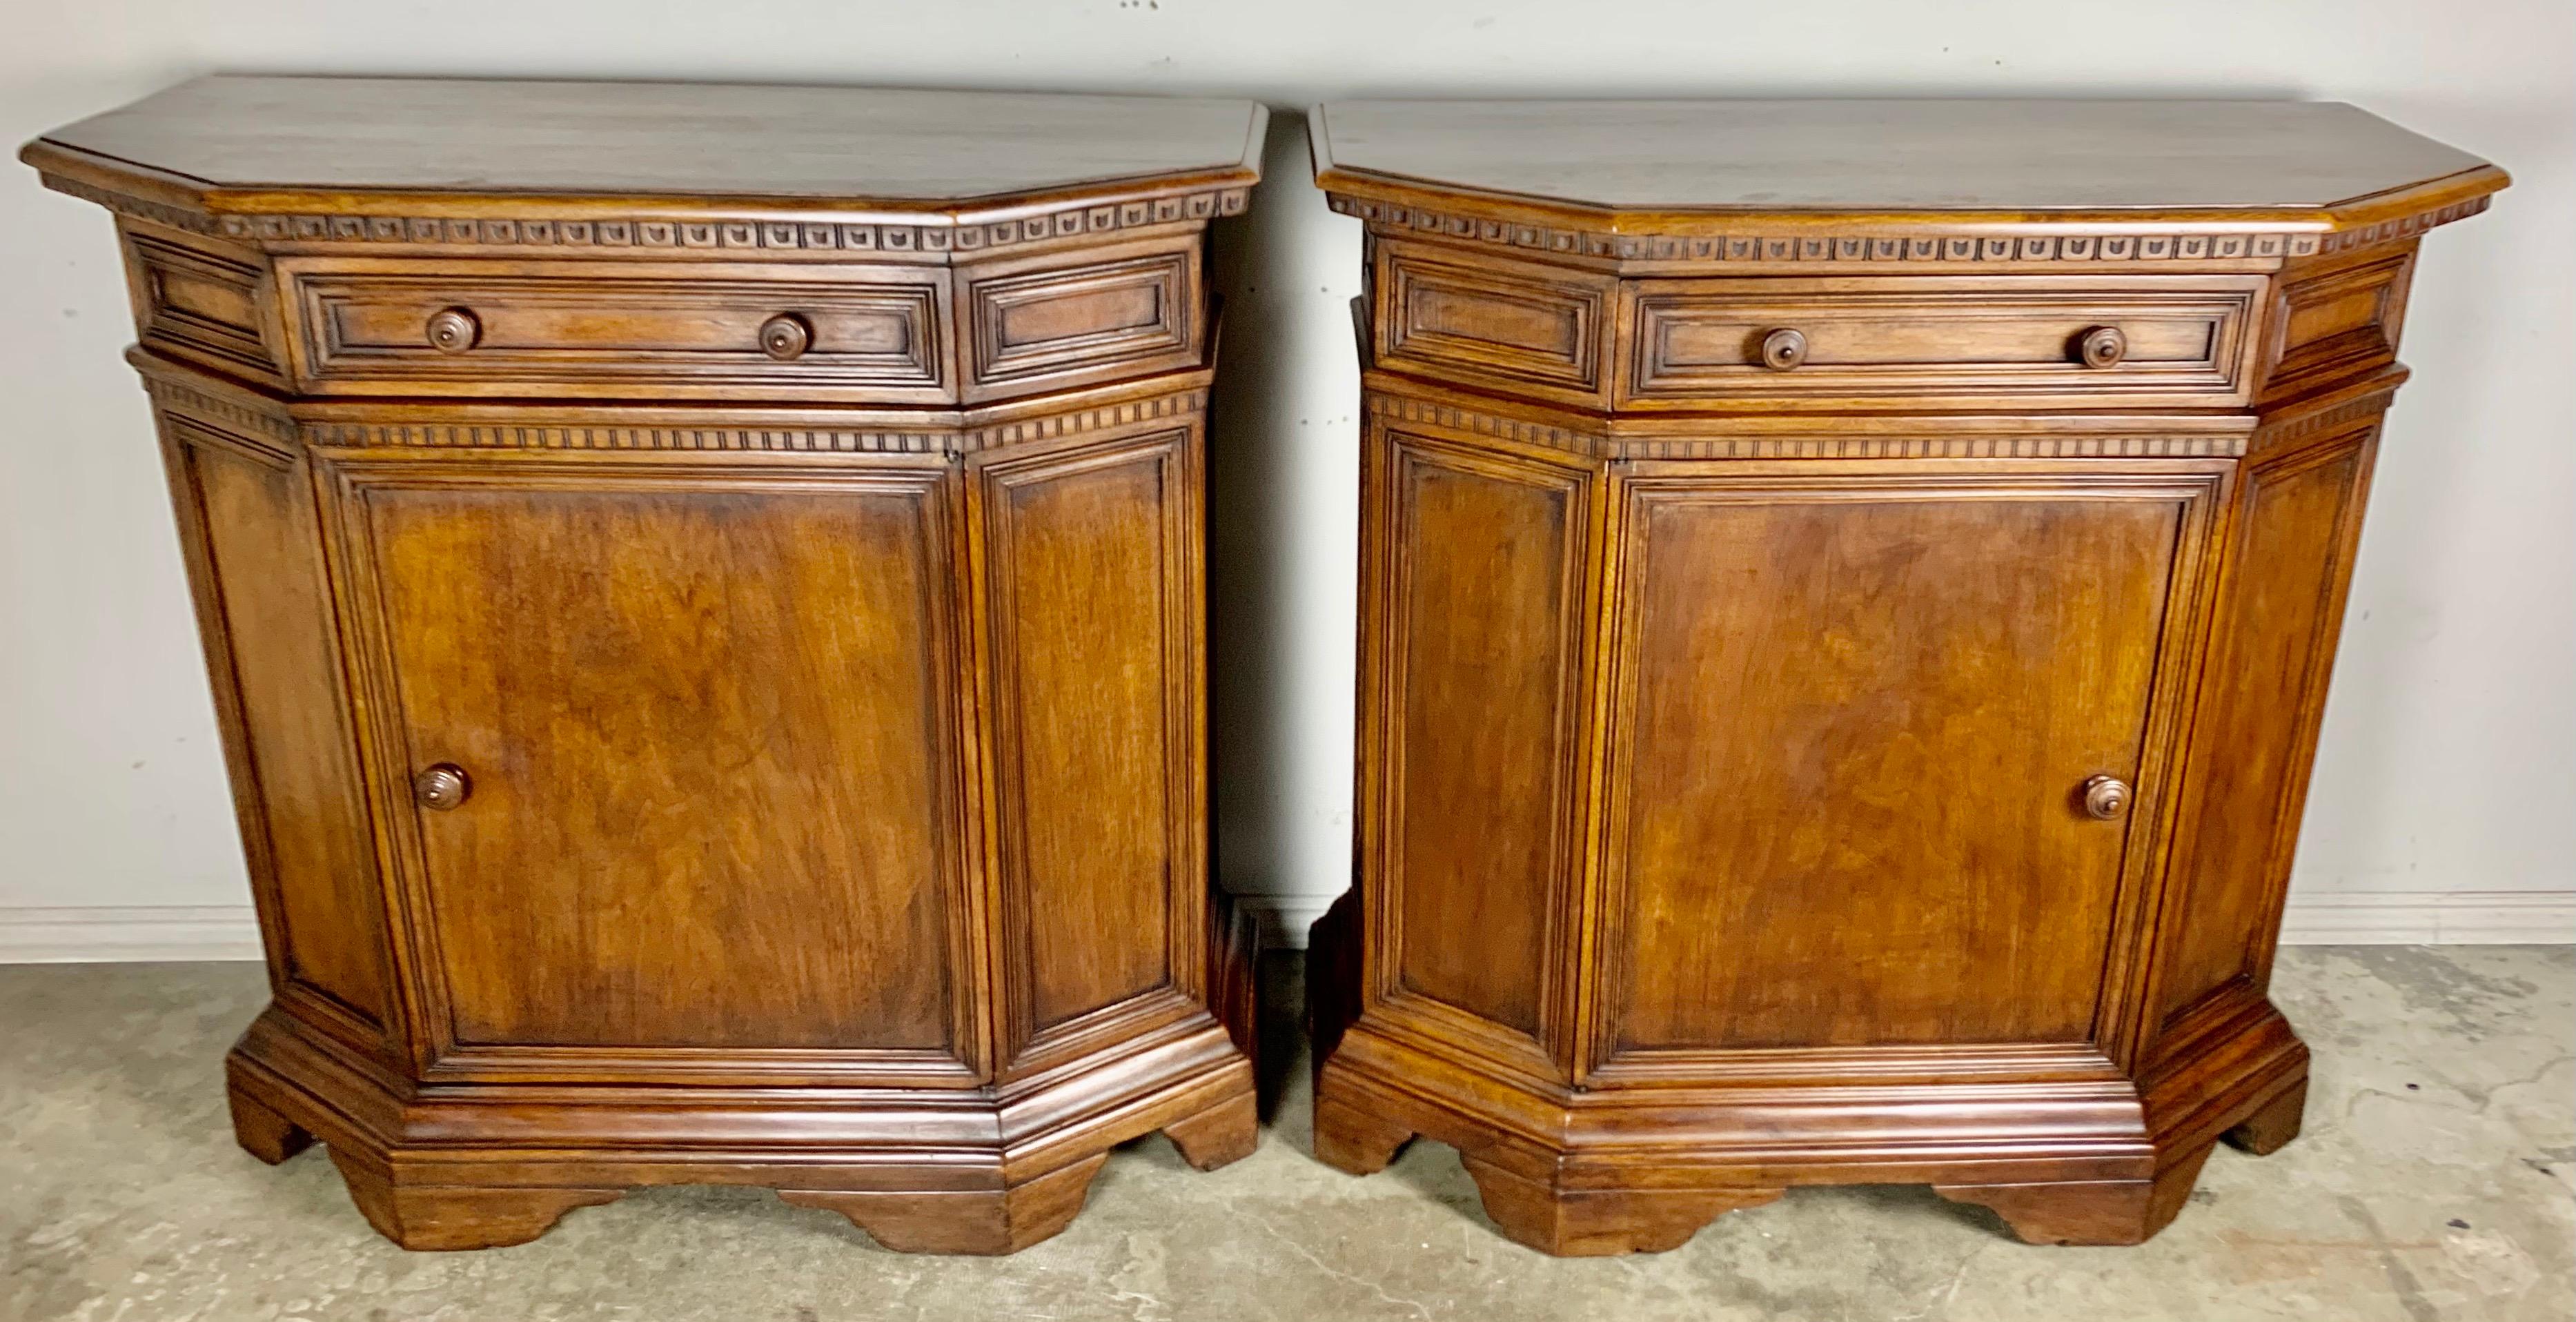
[1305,99,2506,1254]
[24,77,1267,1254]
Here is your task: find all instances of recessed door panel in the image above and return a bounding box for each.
[1375,435,1591,1048]
[2154,428,2375,1038]
[335,458,967,1069]
[1602,464,2218,1055]
[168,426,395,1045]
[979,428,1201,1068]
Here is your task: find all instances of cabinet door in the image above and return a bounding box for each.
[321,452,979,1086]
[1591,461,2223,1072]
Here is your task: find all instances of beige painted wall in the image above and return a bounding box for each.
[1,0,2568,954]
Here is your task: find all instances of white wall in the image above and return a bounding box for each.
[3,0,2568,958]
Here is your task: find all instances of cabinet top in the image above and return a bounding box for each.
[1312,99,2504,248]
[24,76,1265,231]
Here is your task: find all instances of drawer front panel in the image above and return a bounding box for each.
[282,258,949,399]
[1621,276,2263,408]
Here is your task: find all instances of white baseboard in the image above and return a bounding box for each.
[2275,889,2576,945]
[0,905,266,963]
[1232,893,1337,951]
[3,889,2566,962]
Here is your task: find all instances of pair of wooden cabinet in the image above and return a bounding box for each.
[28,80,2501,1257]
[26,77,1267,1254]
[1306,99,2506,1254]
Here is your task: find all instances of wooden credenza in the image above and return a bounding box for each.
[1306,99,2505,1254]
[24,76,1266,1254]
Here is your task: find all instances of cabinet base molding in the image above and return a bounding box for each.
[225,1003,1257,1254]
[1310,994,2309,1255]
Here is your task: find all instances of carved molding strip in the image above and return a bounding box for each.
[1368,394,2250,460]
[2312,196,2492,255]
[302,390,1208,455]
[1333,194,2488,265]
[142,375,297,442]
[960,388,1206,452]
[1370,395,1599,455]
[2252,389,2398,446]
[304,422,952,453]
[43,175,222,237]
[50,173,1248,255]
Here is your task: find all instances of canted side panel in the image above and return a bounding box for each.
[960,235,1205,404]
[2153,426,2377,1036]
[343,464,963,1060]
[2257,246,2416,404]
[129,231,284,384]
[1602,471,2204,1053]
[163,420,394,1043]
[1373,239,1613,406]
[1375,433,1589,1043]
[983,430,1197,1055]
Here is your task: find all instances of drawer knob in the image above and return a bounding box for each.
[424,308,481,353]
[2077,326,2127,369]
[413,763,471,811]
[1760,327,1808,371]
[2079,774,2132,820]
[760,313,814,361]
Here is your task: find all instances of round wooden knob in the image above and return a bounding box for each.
[1760,327,1808,371]
[413,764,471,811]
[2080,774,2132,820]
[425,308,480,354]
[2077,325,2127,369]
[759,313,813,361]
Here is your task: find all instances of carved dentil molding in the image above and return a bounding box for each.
[1330,194,2493,266]
[1366,394,2251,460]
[47,174,1248,257]
[144,371,1205,457]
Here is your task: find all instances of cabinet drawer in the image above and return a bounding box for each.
[1618,276,2264,410]
[280,257,950,401]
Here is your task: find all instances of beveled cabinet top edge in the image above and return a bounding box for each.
[23,77,1264,255]
[1310,99,2506,257]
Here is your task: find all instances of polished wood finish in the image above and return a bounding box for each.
[1309,98,2504,1255]
[28,76,1265,1254]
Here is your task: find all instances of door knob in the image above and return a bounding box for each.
[759,313,813,361]
[2079,774,2132,820]
[425,308,481,353]
[1759,327,1808,371]
[2076,325,2127,369]
[413,764,471,811]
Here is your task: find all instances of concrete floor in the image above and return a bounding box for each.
[2,947,2568,1322]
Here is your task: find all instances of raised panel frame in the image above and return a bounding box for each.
[129,229,285,383]
[1375,237,1613,406]
[960,235,1202,404]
